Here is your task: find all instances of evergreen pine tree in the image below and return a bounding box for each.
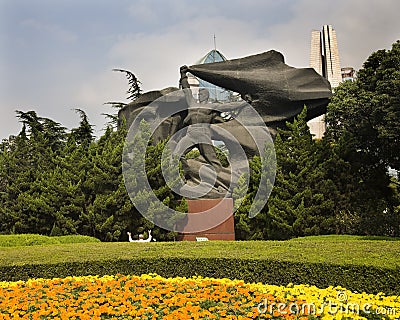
[0,127,32,233]
[264,107,336,239]
[7,111,67,234]
[84,124,137,241]
[232,142,276,240]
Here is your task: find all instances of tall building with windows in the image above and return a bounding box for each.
[310,25,342,88]
[309,25,342,138]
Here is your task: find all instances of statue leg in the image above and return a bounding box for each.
[197,143,223,174]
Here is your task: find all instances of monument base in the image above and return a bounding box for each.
[177,198,235,241]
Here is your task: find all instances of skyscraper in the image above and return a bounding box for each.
[310,25,342,88]
[308,25,341,138]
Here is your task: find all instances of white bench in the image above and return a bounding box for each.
[196,237,209,241]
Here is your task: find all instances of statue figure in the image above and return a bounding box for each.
[178,66,222,173]
[176,65,247,175]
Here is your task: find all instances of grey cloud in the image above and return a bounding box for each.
[1,0,399,140]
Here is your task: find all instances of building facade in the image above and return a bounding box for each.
[309,25,342,138]
[310,25,342,88]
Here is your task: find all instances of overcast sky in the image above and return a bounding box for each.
[1,0,399,140]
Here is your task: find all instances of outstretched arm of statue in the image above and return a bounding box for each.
[179,65,190,89]
[179,65,196,107]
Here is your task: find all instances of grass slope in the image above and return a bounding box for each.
[0,235,399,269]
[0,234,100,247]
[1,235,399,294]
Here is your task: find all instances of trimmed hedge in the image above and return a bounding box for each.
[1,238,398,295]
[0,234,100,247]
[1,257,399,296]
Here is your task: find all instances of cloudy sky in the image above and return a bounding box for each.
[1,0,399,140]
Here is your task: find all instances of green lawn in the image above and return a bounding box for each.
[0,234,100,247]
[0,235,399,270]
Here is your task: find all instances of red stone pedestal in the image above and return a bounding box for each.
[177,198,235,241]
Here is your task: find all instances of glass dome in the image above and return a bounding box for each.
[194,50,231,102]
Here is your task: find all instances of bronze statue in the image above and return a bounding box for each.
[119,50,332,198]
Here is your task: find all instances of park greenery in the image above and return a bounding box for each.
[0,41,399,242]
[0,233,100,247]
[0,235,399,295]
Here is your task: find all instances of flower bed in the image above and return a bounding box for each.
[0,274,398,319]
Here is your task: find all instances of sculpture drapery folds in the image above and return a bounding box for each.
[187,50,332,127]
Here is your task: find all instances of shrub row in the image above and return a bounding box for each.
[1,257,398,296]
[0,234,100,247]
